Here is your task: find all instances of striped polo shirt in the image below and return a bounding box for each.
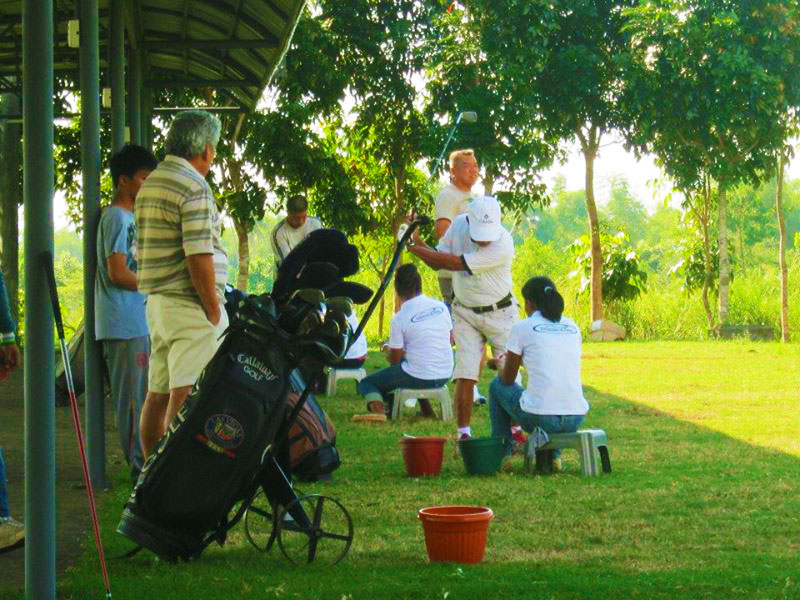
[135,155,228,303]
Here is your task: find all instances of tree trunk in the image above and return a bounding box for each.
[580,126,603,322]
[699,179,715,330]
[776,155,789,342]
[717,182,730,325]
[234,218,250,291]
[0,93,20,324]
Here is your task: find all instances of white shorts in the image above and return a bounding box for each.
[146,294,228,393]
[452,303,517,381]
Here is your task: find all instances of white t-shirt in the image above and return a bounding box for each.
[434,184,472,280]
[506,311,589,416]
[388,294,454,381]
[345,311,367,359]
[437,214,514,307]
[270,216,323,266]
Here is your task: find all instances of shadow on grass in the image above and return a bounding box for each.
[38,384,800,600]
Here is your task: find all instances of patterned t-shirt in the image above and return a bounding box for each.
[135,155,228,303]
[94,205,148,340]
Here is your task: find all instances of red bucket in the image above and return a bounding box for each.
[401,436,446,477]
[418,505,494,564]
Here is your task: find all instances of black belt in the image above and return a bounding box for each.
[468,294,513,314]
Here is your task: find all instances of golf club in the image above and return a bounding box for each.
[434,110,477,176]
[41,251,113,600]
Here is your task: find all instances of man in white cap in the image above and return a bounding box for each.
[408,195,516,440]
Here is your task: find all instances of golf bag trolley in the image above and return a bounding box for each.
[117,222,426,565]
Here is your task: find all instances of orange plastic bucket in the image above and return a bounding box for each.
[401,436,446,477]
[418,505,494,564]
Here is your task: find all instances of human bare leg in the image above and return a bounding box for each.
[139,391,169,459]
[455,378,476,428]
[163,384,193,433]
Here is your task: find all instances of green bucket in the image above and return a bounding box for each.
[458,436,508,475]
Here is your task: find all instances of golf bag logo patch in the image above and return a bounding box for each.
[204,414,245,450]
[236,353,277,382]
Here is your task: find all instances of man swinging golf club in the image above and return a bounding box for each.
[408,195,516,440]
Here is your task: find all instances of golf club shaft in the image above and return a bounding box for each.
[434,112,464,176]
[350,217,429,344]
[41,251,113,598]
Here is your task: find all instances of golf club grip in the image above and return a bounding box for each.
[350,217,429,344]
[40,250,66,341]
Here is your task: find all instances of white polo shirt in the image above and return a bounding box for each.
[506,311,589,416]
[434,184,472,280]
[270,216,323,266]
[345,311,367,359]
[437,213,514,307]
[388,294,454,381]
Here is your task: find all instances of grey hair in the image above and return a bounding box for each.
[164,110,222,160]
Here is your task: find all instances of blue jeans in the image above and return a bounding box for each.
[0,448,9,519]
[358,364,449,415]
[489,377,585,456]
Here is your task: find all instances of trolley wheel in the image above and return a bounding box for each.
[243,489,282,553]
[275,494,353,565]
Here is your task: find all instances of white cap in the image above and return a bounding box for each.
[467,195,503,242]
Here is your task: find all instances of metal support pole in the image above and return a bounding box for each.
[0,93,21,325]
[81,0,106,489]
[143,86,153,149]
[23,0,56,597]
[110,0,125,150]
[129,47,141,145]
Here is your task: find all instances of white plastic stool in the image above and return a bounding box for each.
[326,367,366,396]
[392,386,453,421]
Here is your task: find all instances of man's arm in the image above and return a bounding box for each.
[386,347,405,365]
[186,253,221,325]
[434,218,451,240]
[407,242,467,272]
[106,254,138,291]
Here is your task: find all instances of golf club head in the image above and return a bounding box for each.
[460,111,477,123]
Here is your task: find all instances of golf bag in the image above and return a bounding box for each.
[118,295,294,561]
[287,370,339,482]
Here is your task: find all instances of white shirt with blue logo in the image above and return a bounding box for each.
[506,311,589,416]
[388,294,454,381]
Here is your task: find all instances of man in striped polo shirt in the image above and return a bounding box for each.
[135,110,229,460]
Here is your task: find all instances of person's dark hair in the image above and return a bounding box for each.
[394,263,422,299]
[521,276,564,322]
[109,144,158,187]
[286,194,308,214]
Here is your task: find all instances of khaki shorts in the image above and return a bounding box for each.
[452,303,517,381]
[146,294,229,393]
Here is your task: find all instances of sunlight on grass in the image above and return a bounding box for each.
[25,341,800,600]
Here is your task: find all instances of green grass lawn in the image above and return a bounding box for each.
[37,342,800,599]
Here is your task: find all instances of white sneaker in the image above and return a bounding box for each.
[473,384,486,405]
[0,517,24,550]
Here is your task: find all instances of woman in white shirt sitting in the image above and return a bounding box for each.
[489,276,589,457]
[359,263,454,418]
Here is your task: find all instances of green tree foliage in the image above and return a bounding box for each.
[569,230,647,303]
[422,3,554,214]
[622,0,800,324]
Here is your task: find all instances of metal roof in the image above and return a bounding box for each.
[0,0,306,111]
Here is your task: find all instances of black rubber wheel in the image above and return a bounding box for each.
[275,494,353,565]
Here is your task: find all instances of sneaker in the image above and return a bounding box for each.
[458,433,471,441]
[473,385,486,405]
[0,518,25,551]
